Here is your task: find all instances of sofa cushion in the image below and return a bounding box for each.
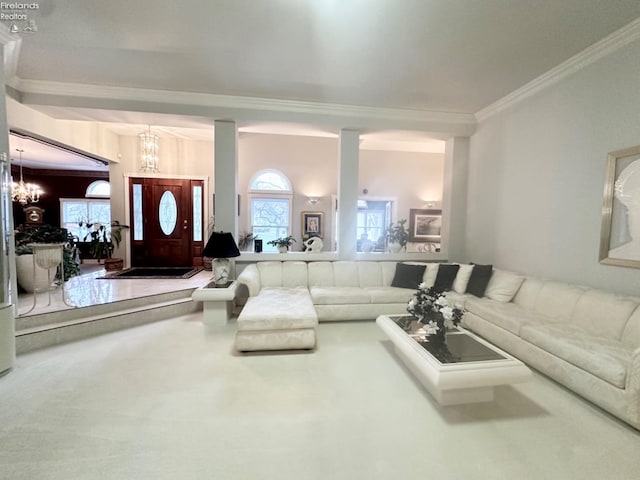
[570,290,638,340]
[422,263,439,288]
[512,277,545,309]
[333,261,360,287]
[452,264,474,294]
[281,261,309,288]
[621,305,640,349]
[533,282,586,322]
[465,264,493,297]
[391,263,426,289]
[310,286,371,305]
[358,262,384,287]
[433,264,459,293]
[465,297,555,336]
[308,262,335,286]
[520,323,631,388]
[238,287,317,331]
[484,269,524,303]
[257,261,283,288]
[365,287,415,304]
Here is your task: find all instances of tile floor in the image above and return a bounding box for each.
[16,267,213,317]
[1,315,639,480]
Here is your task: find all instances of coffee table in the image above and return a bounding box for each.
[376,314,531,405]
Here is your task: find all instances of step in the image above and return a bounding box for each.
[16,288,197,331]
[16,292,202,354]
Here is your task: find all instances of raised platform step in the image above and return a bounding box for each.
[16,289,202,354]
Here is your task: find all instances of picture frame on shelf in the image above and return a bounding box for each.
[599,144,640,268]
[409,208,442,242]
[302,211,323,240]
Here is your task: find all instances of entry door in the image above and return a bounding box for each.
[129,177,204,267]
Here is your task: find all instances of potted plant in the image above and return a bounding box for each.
[14,224,80,293]
[267,235,296,253]
[238,232,259,252]
[82,220,130,271]
[385,219,409,253]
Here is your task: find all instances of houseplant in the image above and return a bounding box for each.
[14,224,80,292]
[267,235,296,253]
[82,220,130,271]
[238,232,259,251]
[385,219,409,253]
[406,284,464,344]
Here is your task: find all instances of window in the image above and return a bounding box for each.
[85,180,111,198]
[357,200,392,252]
[60,198,111,240]
[249,170,292,252]
[60,181,111,240]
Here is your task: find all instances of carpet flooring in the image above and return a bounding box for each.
[1,317,639,480]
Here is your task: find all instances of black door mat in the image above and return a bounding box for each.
[99,267,203,279]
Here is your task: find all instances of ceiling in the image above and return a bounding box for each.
[6,0,640,168]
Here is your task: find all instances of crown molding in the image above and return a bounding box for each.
[476,16,640,122]
[14,78,476,133]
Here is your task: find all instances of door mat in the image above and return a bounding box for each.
[99,267,203,279]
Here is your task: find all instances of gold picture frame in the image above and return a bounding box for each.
[599,144,640,268]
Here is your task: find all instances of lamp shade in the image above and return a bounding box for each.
[203,232,240,258]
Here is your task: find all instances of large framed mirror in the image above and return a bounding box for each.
[599,144,640,268]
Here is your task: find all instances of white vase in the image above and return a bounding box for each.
[16,254,57,293]
[388,242,403,253]
[277,245,288,253]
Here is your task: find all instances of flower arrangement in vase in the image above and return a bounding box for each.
[406,283,465,343]
[385,219,409,253]
[267,235,296,253]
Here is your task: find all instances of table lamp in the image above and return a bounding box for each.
[202,231,241,285]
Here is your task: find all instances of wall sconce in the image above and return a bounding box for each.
[424,201,438,208]
[307,196,320,205]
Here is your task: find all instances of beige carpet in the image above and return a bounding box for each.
[0,316,639,480]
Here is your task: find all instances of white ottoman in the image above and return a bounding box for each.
[235,287,318,352]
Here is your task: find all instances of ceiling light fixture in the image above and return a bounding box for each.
[11,149,43,205]
[139,125,160,173]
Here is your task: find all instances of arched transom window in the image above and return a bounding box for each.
[249,169,293,252]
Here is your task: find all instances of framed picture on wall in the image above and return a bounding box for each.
[302,211,323,239]
[409,208,442,242]
[599,144,640,268]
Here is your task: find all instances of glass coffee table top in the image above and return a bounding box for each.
[392,315,506,364]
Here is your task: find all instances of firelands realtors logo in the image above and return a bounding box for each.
[0,2,40,34]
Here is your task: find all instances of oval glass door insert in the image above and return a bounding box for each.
[159,191,178,235]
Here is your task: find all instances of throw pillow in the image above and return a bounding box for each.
[432,264,460,293]
[485,269,525,302]
[391,263,426,289]
[466,264,494,297]
[452,264,474,294]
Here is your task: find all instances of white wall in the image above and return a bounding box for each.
[359,149,444,218]
[238,133,339,249]
[466,37,640,295]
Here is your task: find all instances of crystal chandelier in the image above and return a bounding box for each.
[139,126,160,173]
[11,149,43,205]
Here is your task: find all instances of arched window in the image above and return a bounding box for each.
[85,180,111,198]
[249,169,293,252]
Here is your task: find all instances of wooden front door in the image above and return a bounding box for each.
[129,177,204,267]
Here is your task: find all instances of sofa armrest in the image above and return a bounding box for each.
[237,264,261,297]
[627,347,640,392]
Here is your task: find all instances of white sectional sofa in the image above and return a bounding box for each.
[235,260,428,351]
[449,268,640,430]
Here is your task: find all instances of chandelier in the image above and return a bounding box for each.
[139,126,160,173]
[11,149,43,205]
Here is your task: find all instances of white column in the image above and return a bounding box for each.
[213,120,238,236]
[0,36,16,374]
[442,137,470,262]
[338,129,359,259]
